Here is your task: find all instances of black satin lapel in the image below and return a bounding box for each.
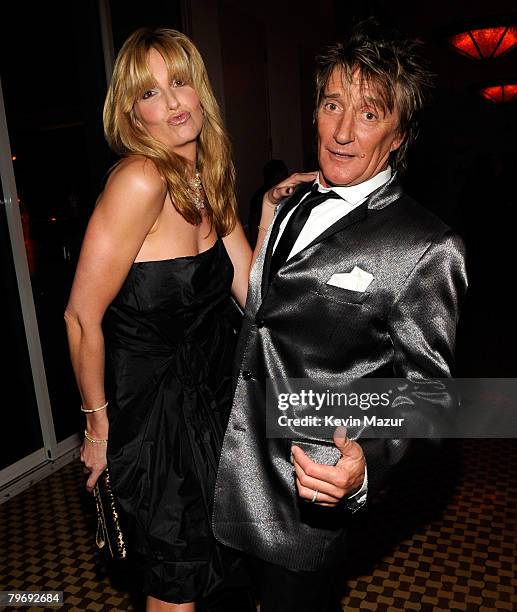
[261,182,313,299]
[303,200,368,252]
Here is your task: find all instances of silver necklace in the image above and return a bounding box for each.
[188,170,205,211]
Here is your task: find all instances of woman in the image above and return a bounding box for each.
[64,27,260,611]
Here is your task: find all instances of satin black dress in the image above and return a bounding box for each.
[104,238,242,604]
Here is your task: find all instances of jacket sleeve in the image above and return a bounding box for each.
[359,229,468,499]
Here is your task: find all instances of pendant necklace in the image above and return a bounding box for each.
[188,170,205,211]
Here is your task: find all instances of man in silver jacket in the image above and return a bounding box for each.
[213,23,467,612]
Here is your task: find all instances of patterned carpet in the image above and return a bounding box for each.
[0,439,515,611]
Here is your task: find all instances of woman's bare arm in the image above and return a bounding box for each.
[222,221,252,308]
[65,157,166,492]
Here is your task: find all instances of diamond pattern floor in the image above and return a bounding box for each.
[1,439,515,611]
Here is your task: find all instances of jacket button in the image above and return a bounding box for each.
[256,318,265,328]
[242,370,252,380]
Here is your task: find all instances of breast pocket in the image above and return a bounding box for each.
[312,282,369,305]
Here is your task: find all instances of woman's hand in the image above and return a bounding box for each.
[81,439,108,493]
[80,416,109,493]
[263,171,318,209]
[251,171,318,268]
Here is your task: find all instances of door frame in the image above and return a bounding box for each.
[0,0,116,502]
[0,77,58,473]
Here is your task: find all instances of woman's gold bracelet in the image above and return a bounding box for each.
[81,400,108,413]
[84,430,108,444]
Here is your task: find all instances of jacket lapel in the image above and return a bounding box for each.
[259,174,404,300]
[303,200,368,251]
[289,174,404,257]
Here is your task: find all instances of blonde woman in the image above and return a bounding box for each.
[64,28,261,611]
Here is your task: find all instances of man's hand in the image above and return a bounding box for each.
[291,427,365,507]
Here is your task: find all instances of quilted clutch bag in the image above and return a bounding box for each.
[93,469,128,560]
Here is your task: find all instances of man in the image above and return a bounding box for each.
[213,25,467,612]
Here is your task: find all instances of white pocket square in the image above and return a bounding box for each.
[327,266,374,292]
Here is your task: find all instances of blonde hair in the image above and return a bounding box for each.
[103,28,237,235]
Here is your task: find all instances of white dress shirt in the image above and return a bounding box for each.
[272,167,392,506]
[273,167,392,258]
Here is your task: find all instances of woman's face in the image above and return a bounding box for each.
[133,48,204,162]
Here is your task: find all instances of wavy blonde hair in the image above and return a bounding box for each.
[103,28,237,234]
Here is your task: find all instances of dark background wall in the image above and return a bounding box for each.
[1,0,515,444]
[190,0,517,376]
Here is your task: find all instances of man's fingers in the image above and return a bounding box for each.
[333,426,351,455]
[292,445,343,483]
[333,427,363,461]
[296,481,339,505]
[292,454,344,499]
[291,443,363,500]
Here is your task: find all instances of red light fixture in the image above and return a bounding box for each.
[450,26,517,59]
[480,84,517,103]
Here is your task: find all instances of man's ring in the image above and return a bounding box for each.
[311,489,319,503]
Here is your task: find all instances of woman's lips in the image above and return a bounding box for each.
[169,111,190,125]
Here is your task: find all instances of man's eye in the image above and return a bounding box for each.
[172,79,185,87]
[364,112,377,120]
[324,102,338,111]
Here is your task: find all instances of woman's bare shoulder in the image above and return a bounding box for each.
[95,156,167,220]
[105,155,167,197]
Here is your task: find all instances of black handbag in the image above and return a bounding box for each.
[93,468,128,560]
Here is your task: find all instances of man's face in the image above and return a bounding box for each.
[317,67,404,187]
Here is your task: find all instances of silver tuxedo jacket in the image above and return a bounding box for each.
[213,175,467,571]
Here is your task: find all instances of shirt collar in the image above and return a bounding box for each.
[315,167,392,205]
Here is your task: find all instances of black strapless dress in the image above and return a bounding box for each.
[103,238,242,604]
